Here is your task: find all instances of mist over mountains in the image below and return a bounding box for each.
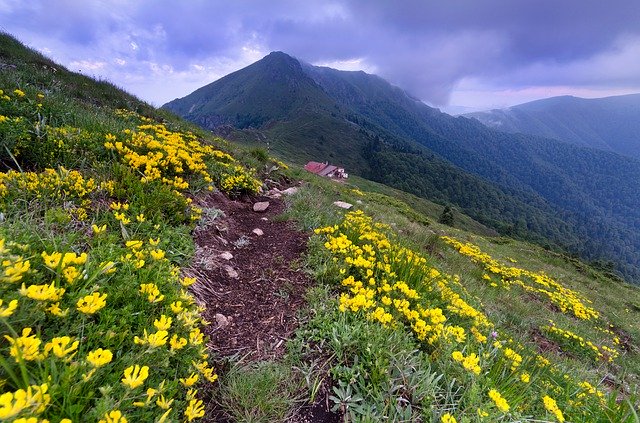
[164,52,640,282]
[465,94,640,159]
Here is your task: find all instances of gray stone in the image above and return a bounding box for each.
[333,201,353,209]
[219,251,234,260]
[252,228,264,236]
[215,313,230,328]
[253,201,270,212]
[281,187,299,195]
[223,265,239,279]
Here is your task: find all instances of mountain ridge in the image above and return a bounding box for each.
[465,93,640,158]
[163,51,640,282]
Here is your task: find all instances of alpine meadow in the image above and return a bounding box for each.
[2,2,640,422]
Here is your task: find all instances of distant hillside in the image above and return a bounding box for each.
[163,52,640,282]
[465,94,640,159]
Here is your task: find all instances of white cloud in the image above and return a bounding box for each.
[69,60,106,71]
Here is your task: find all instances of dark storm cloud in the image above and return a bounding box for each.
[1,0,639,106]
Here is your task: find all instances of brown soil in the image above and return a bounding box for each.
[186,189,339,422]
[189,190,311,360]
[530,328,565,356]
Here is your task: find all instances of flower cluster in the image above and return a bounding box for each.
[0,167,96,211]
[316,211,491,353]
[104,117,261,195]
[541,320,618,362]
[316,210,621,421]
[441,237,599,321]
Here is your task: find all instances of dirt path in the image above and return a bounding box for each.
[185,189,340,422]
[188,190,311,360]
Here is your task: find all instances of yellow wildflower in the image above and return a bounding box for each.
[0,299,18,316]
[184,399,205,421]
[156,395,174,410]
[170,301,184,313]
[170,334,187,350]
[122,365,149,389]
[4,327,44,361]
[154,315,172,330]
[44,336,79,358]
[441,414,457,423]
[98,410,127,423]
[543,395,565,422]
[92,224,107,234]
[76,292,107,314]
[488,389,510,413]
[180,372,199,387]
[87,348,113,367]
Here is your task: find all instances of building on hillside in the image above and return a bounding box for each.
[304,161,348,179]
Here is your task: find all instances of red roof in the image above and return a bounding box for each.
[318,165,338,176]
[304,161,329,175]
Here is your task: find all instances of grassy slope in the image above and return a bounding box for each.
[0,33,271,422]
[2,32,639,422]
[280,174,640,422]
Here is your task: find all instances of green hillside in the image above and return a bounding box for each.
[164,52,640,283]
[466,94,640,159]
[2,32,639,423]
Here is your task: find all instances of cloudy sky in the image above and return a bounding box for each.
[2,0,640,113]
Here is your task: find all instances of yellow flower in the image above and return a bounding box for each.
[170,334,187,350]
[184,399,205,421]
[157,408,172,423]
[0,299,18,317]
[136,213,145,222]
[170,301,184,313]
[0,383,50,419]
[20,282,65,301]
[13,89,25,97]
[154,315,172,330]
[181,276,196,287]
[46,302,69,317]
[139,283,164,303]
[180,372,198,387]
[156,395,174,410]
[488,389,510,413]
[76,292,107,314]
[520,372,531,383]
[441,413,457,423]
[126,240,143,250]
[542,395,565,422]
[92,224,107,234]
[4,327,44,361]
[150,249,165,260]
[98,410,127,423]
[87,348,113,367]
[148,330,169,347]
[189,328,204,345]
[44,336,79,358]
[122,365,149,389]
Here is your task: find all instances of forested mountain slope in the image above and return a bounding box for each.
[165,52,640,282]
[466,94,640,159]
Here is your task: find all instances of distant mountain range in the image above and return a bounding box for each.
[465,94,640,159]
[163,52,640,282]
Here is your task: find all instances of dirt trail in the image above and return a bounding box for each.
[186,189,340,422]
[188,190,311,360]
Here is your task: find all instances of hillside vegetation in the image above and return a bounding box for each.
[1,33,640,423]
[165,52,640,283]
[465,94,640,159]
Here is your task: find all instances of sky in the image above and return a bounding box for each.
[2,0,640,113]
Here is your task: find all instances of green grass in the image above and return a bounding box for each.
[2,30,639,423]
[217,361,302,423]
[279,180,640,421]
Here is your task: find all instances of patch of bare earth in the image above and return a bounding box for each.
[185,189,339,423]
